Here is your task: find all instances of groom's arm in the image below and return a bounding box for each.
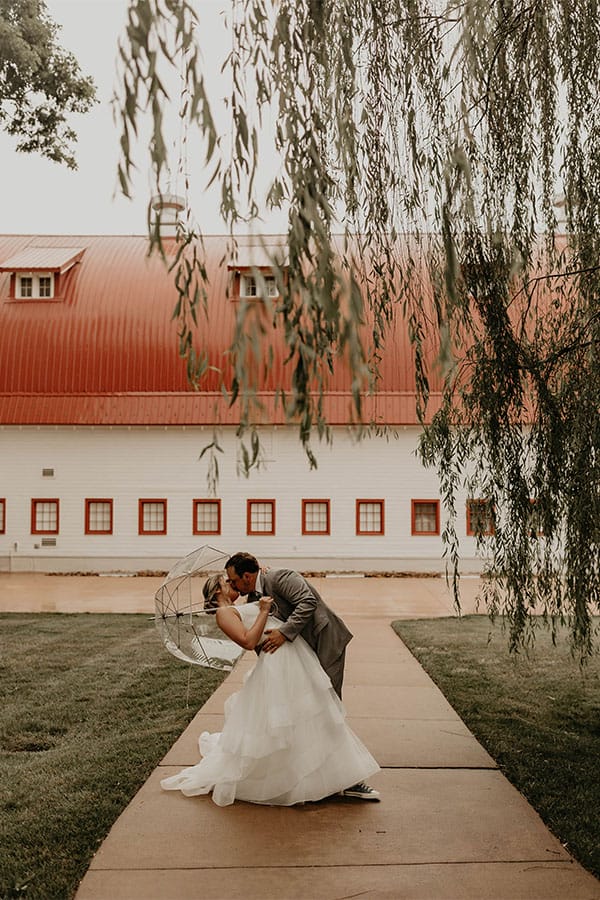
[269,569,317,642]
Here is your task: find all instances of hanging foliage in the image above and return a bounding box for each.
[115,0,600,657]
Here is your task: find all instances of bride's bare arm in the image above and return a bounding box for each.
[216,597,273,650]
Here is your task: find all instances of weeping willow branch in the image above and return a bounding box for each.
[115,0,600,658]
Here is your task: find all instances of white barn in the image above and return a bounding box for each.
[0,232,485,574]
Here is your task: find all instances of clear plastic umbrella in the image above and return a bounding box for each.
[154,545,244,671]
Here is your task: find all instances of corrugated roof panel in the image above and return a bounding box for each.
[0,245,86,272]
[228,241,289,268]
[0,392,441,426]
[0,233,447,426]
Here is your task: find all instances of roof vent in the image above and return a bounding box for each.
[42,468,54,477]
[151,194,185,238]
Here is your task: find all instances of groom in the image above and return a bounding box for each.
[224,551,380,801]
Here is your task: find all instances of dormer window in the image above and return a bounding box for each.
[227,239,288,302]
[240,273,279,299]
[16,272,54,299]
[0,244,85,302]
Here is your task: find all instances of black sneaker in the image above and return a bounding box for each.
[339,782,380,800]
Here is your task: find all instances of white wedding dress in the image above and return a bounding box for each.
[160,603,379,806]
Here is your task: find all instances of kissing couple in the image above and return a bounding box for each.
[161,552,380,807]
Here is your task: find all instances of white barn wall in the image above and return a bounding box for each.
[0,425,485,573]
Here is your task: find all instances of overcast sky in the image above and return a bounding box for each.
[0,0,270,236]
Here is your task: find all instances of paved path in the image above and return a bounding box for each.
[0,572,484,617]
[3,574,599,899]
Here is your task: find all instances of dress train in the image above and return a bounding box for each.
[160,603,379,806]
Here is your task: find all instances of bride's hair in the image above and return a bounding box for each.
[202,573,223,613]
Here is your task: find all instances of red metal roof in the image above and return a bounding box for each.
[0,391,439,426]
[0,234,441,426]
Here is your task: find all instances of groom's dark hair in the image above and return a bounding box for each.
[226,552,260,576]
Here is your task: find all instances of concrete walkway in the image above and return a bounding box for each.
[3,574,599,899]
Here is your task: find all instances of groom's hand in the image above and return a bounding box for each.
[262,629,287,653]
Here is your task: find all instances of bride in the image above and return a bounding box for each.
[160,574,379,807]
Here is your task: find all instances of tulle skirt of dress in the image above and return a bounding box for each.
[160,635,379,806]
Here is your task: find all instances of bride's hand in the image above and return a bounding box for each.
[258,595,273,613]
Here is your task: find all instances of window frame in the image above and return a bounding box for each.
[239,271,278,299]
[355,499,385,536]
[85,498,114,535]
[38,274,53,297]
[411,499,440,536]
[18,275,33,297]
[246,499,276,536]
[0,498,5,534]
[240,273,258,297]
[302,499,331,536]
[16,271,55,299]
[466,499,495,537]
[138,498,167,536]
[31,498,60,535]
[193,499,222,536]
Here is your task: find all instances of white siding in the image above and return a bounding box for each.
[0,425,484,573]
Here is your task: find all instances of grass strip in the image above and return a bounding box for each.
[393,615,600,879]
[0,613,227,900]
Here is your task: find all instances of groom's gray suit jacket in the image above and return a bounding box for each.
[258,568,353,678]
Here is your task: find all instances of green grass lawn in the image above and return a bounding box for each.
[2,612,598,898]
[0,613,227,900]
[393,615,600,880]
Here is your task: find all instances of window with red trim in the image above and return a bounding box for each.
[193,499,221,535]
[247,499,275,535]
[356,499,384,535]
[139,499,167,535]
[31,499,59,534]
[411,500,440,535]
[85,499,113,535]
[302,499,330,535]
[0,498,5,534]
[466,499,495,536]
